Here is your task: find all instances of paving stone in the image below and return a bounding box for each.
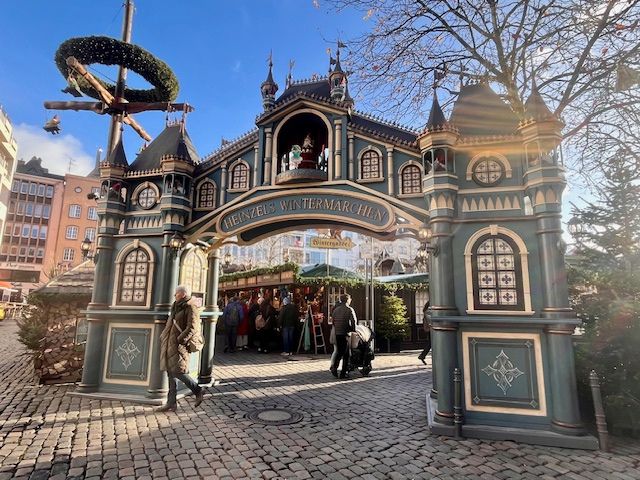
[0,320,638,480]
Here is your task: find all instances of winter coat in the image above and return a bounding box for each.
[331,302,357,336]
[279,303,299,329]
[259,302,276,331]
[160,296,199,374]
[222,300,244,328]
[238,302,250,336]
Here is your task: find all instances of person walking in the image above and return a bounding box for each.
[279,297,298,356]
[417,301,431,365]
[158,285,204,412]
[330,293,357,379]
[222,296,244,353]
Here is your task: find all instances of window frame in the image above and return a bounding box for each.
[228,161,250,192]
[399,162,423,197]
[66,225,79,240]
[196,180,217,209]
[112,241,155,309]
[357,148,384,182]
[68,204,82,218]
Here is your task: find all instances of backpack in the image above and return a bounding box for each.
[226,305,240,327]
[255,314,266,330]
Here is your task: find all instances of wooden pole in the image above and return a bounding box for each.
[66,56,151,142]
[107,0,135,153]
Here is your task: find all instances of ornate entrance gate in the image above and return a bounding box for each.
[76,55,595,448]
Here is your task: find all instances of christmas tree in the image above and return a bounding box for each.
[377,294,410,352]
[569,152,640,436]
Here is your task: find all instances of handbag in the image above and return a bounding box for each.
[173,318,204,353]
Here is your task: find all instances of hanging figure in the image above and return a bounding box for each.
[43,115,61,135]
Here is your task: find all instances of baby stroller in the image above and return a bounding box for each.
[348,324,375,376]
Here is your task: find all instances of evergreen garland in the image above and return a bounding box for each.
[55,36,179,103]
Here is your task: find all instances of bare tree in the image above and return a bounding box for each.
[329,0,640,180]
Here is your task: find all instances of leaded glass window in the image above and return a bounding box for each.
[401,165,422,194]
[231,163,249,190]
[360,150,381,179]
[472,157,504,186]
[198,182,216,208]
[119,248,149,305]
[180,249,206,295]
[472,235,523,310]
[138,187,157,209]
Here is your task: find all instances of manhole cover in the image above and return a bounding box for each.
[246,408,303,425]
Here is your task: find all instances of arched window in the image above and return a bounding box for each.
[197,181,216,208]
[180,248,207,297]
[118,248,151,306]
[400,164,422,195]
[230,162,250,190]
[471,234,524,311]
[359,149,382,180]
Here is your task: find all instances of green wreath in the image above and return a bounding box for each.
[55,36,179,103]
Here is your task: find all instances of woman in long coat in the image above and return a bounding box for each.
[158,285,204,412]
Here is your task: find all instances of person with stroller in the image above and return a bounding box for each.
[330,293,357,379]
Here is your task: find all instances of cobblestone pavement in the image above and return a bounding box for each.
[1,319,640,479]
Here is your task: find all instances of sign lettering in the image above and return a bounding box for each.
[219,192,392,234]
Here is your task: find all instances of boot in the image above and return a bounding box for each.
[156,403,176,413]
[195,389,204,407]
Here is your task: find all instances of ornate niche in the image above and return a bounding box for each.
[274,111,330,185]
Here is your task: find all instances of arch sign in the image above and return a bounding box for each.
[216,189,395,236]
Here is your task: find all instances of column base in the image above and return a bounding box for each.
[426,395,597,449]
[551,419,587,436]
[75,383,98,393]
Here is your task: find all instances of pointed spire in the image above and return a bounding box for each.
[88,147,103,177]
[426,89,447,129]
[106,137,128,167]
[524,79,554,120]
[260,51,279,110]
[329,41,347,101]
[343,79,354,108]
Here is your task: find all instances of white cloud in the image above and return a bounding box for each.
[232,60,242,73]
[13,123,95,176]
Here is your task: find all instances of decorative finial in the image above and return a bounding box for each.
[287,59,295,88]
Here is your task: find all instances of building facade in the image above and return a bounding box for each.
[0,106,18,247]
[0,158,64,293]
[52,174,101,270]
[77,48,594,449]
[0,157,100,295]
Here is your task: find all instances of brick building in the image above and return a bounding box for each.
[0,106,18,245]
[0,157,100,296]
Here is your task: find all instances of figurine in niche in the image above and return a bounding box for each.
[299,133,318,169]
[173,177,185,195]
[289,145,302,170]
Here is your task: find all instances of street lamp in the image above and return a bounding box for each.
[567,216,583,236]
[418,222,432,243]
[80,237,93,260]
[169,232,184,252]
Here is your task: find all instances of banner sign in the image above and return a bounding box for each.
[218,191,393,234]
[309,237,354,249]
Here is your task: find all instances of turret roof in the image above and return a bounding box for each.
[426,91,447,129]
[129,124,200,171]
[450,82,519,136]
[105,138,128,167]
[524,82,554,120]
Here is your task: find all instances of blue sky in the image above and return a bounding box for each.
[0,1,367,174]
[0,1,583,231]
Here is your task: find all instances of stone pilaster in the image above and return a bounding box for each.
[253,145,259,188]
[264,127,273,185]
[147,232,180,399]
[348,133,355,181]
[546,324,586,435]
[334,120,342,180]
[199,248,220,384]
[386,146,394,195]
[432,321,457,426]
[219,163,228,206]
